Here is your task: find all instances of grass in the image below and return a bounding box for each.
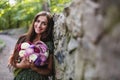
[0,39,5,52]
[0,39,3,44]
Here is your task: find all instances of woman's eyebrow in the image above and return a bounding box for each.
[41,20,48,23]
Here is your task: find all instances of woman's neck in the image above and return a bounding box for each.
[33,35,41,43]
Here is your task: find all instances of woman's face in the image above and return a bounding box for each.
[34,15,48,35]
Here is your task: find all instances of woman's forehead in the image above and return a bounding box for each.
[37,16,48,22]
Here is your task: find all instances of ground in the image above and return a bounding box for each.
[0,34,17,80]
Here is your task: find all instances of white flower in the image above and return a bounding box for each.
[19,50,26,57]
[44,51,49,58]
[29,54,38,62]
[21,42,30,49]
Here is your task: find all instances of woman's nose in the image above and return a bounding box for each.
[38,22,42,28]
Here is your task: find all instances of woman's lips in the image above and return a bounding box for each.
[37,28,43,31]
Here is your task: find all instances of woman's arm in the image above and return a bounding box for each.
[30,54,53,76]
[8,35,27,67]
[8,53,14,65]
[15,57,30,69]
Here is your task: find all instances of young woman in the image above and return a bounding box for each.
[8,11,55,80]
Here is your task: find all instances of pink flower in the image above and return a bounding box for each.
[18,41,49,66]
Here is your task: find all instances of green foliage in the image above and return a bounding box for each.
[0,0,72,30]
[0,0,43,30]
[0,39,5,52]
[50,0,72,13]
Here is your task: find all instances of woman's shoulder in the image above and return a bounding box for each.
[45,41,54,54]
[45,41,54,47]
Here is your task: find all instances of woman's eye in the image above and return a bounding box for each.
[42,22,47,25]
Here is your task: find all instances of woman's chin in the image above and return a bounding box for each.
[36,30,44,34]
[36,31,42,34]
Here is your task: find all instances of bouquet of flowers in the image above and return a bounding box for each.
[17,41,49,67]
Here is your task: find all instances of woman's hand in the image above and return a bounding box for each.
[29,54,53,75]
[30,61,37,71]
[16,57,30,68]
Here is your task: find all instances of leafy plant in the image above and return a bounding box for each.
[0,0,72,30]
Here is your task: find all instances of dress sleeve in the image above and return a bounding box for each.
[45,41,54,54]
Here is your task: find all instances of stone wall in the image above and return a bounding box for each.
[53,0,120,80]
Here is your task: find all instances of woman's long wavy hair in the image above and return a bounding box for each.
[10,11,54,67]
